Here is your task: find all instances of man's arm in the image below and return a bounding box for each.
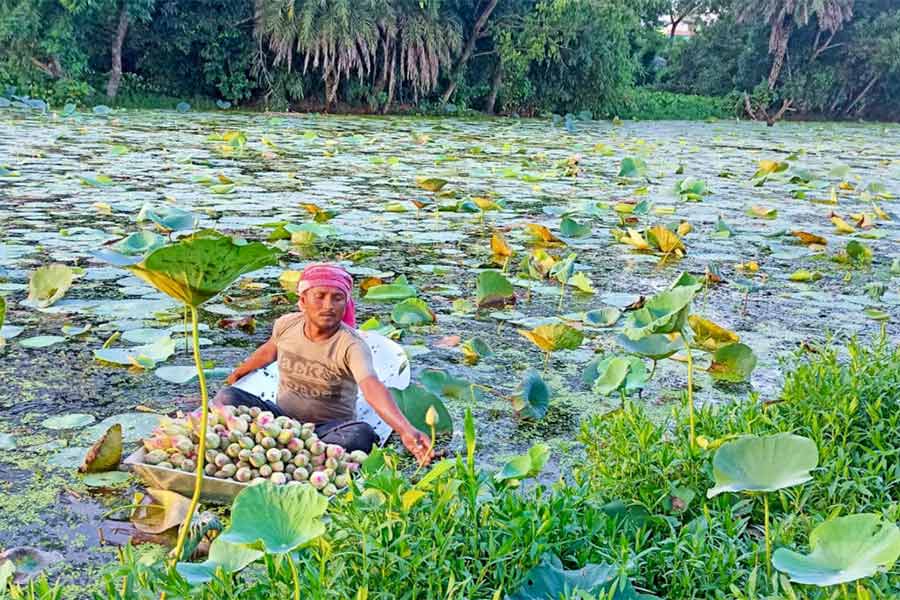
[358,376,434,466]
[225,338,278,385]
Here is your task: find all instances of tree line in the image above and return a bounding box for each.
[1,0,898,120]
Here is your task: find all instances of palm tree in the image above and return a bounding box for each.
[740,0,855,90]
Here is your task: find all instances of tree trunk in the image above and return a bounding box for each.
[767,18,793,91]
[106,4,130,99]
[485,62,502,114]
[440,0,499,104]
[844,74,879,116]
[382,45,397,115]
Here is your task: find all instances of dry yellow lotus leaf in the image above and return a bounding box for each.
[830,215,856,234]
[491,231,513,257]
[791,231,827,246]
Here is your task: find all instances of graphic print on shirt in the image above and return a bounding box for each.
[278,347,349,401]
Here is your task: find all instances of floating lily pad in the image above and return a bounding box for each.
[0,547,63,585]
[476,270,516,308]
[391,298,436,326]
[19,335,66,349]
[708,343,757,383]
[81,470,131,487]
[0,433,16,450]
[81,413,161,444]
[43,413,96,430]
[26,264,75,308]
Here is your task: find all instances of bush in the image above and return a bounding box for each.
[611,88,737,120]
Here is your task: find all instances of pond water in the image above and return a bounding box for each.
[1,108,899,589]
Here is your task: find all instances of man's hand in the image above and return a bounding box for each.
[400,427,434,466]
[225,370,242,385]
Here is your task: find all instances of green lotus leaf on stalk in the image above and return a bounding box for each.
[707,433,818,497]
[773,514,900,587]
[623,284,700,339]
[616,333,681,360]
[125,230,281,307]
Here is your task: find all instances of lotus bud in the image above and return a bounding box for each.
[285,464,296,475]
[181,459,196,472]
[345,461,360,473]
[214,453,232,468]
[275,416,292,429]
[334,473,349,488]
[204,463,217,476]
[292,453,310,467]
[270,460,284,473]
[144,449,168,465]
[239,436,255,450]
[349,450,368,464]
[235,467,253,482]
[308,440,326,456]
[205,430,221,449]
[249,406,261,418]
[158,461,174,469]
[325,457,340,470]
[322,483,337,496]
[309,471,329,489]
[238,449,252,463]
[425,405,439,428]
[265,448,282,463]
[256,411,274,427]
[293,467,309,482]
[277,429,294,445]
[287,438,304,453]
[226,443,241,458]
[261,437,277,450]
[280,449,292,462]
[270,472,287,485]
[170,453,186,467]
[325,444,345,460]
[249,452,267,468]
[220,463,237,478]
[323,468,336,481]
[311,453,326,467]
[250,422,260,435]
[259,464,273,478]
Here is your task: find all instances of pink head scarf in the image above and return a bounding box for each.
[296,263,357,327]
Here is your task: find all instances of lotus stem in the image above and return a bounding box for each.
[763,494,771,581]
[648,360,657,380]
[683,335,695,449]
[171,305,209,565]
[557,283,564,313]
[288,553,301,600]
[543,351,550,376]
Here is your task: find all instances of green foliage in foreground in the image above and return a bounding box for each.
[9,340,897,599]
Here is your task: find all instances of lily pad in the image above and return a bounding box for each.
[19,335,66,349]
[708,343,757,383]
[519,323,584,352]
[0,547,63,585]
[26,264,75,308]
[616,333,681,360]
[584,308,621,327]
[391,298,436,326]
[364,275,417,302]
[137,204,196,232]
[219,482,328,553]
[43,413,96,430]
[623,284,699,339]
[81,470,131,487]
[94,336,176,367]
[707,433,819,498]
[592,356,648,396]
[81,413,160,444]
[618,157,648,179]
[511,370,551,419]
[688,315,739,351]
[476,270,516,308]
[560,217,591,238]
[772,513,900,586]
[110,231,166,256]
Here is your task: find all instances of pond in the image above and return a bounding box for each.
[1,108,899,589]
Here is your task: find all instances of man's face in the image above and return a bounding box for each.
[299,286,347,330]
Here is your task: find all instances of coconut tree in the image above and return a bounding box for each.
[740,0,855,91]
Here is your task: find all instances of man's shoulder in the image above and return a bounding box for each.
[335,323,368,348]
[273,312,304,338]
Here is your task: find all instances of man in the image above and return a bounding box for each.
[214,263,432,465]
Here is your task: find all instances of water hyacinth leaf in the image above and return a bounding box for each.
[0,547,63,585]
[43,413,96,430]
[27,264,75,308]
[560,217,591,238]
[708,343,757,383]
[79,424,122,473]
[688,315,739,351]
[584,308,621,327]
[390,384,453,434]
[506,553,655,600]
[496,443,551,482]
[511,370,550,419]
[616,333,682,360]
[176,538,263,585]
[519,323,584,352]
[19,335,66,349]
[772,514,900,586]
[415,176,448,192]
[121,231,281,307]
[618,157,648,179]
[220,482,328,553]
[476,270,515,308]
[391,298,436,326]
[707,433,818,498]
[364,275,417,302]
[623,284,699,339]
[131,489,193,534]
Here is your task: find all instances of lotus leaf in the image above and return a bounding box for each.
[111,231,166,256]
[506,553,657,600]
[584,308,620,327]
[708,343,757,383]
[391,298,435,326]
[219,482,328,553]
[476,270,515,308]
[82,412,160,444]
[491,231,513,257]
[176,537,263,585]
[623,284,699,340]
[27,264,74,308]
[460,337,492,365]
[390,384,453,434]
[616,333,681,360]
[772,514,900,586]
[123,231,281,307]
[511,370,550,419]
[19,335,66,349]
[707,433,818,498]
[0,547,63,585]
[560,217,591,238]
[415,176,448,192]
[419,369,484,403]
[132,489,193,534]
[592,356,648,396]
[137,204,196,232]
[43,413,96,430]
[365,275,417,302]
[524,224,562,244]
[79,424,122,473]
[519,323,584,352]
[647,225,685,255]
[618,157,648,179]
[0,434,15,450]
[688,315,739,351]
[675,177,708,201]
[81,471,131,487]
[94,336,176,367]
[495,443,550,482]
[550,253,576,284]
